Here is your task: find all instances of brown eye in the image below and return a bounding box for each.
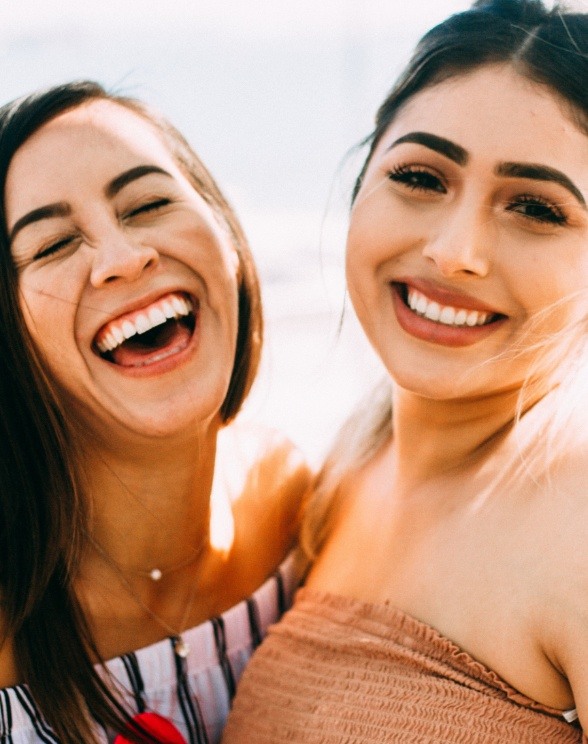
[388,165,446,193]
[507,194,567,225]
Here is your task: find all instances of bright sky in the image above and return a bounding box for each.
[1,0,476,37]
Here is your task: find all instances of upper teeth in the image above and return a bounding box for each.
[407,288,491,327]
[96,293,193,353]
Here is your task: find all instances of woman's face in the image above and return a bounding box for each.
[6,100,241,441]
[347,65,588,400]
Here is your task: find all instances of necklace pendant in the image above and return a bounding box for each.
[149,568,163,581]
[173,636,190,658]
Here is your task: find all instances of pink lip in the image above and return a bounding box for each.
[96,317,200,378]
[391,283,507,347]
[396,277,502,315]
[90,289,199,378]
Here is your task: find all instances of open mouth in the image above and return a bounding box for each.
[93,292,197,368]
[397,283,504,327]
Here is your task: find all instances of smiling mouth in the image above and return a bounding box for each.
[94,292,197,368]
[397,283,504,327]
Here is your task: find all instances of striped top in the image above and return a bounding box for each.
[0,553,299,744]
[223,588,584,743]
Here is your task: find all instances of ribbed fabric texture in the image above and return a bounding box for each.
[223,589,585,743]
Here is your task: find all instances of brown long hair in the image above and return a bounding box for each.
[303,0,588,560]
[0,81,263,743]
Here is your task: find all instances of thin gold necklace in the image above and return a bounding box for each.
[90,538,208,658]
[134,547,208,583]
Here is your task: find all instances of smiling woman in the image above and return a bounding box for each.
[0,82,311,743]
[222,1,588,742]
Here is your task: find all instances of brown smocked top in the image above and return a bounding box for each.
[223,588,584,743]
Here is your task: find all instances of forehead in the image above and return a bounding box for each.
[373,65,587,167]
[5,100,180,210]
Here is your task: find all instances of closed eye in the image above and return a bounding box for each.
[387,165,446,194]
[34,235,76,261]
[506,194,568,226]
[125,198,172,219]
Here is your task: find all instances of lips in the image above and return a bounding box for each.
[405,286,497,327]
[391,282,507,347]
[93,291,197,368]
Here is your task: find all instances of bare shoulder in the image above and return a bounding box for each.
[216,421,313,565]
[533,443,588,725]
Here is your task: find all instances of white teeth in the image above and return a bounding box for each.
[424,302,441,322]
[416,294,428,314]
[112,326,125,345]
[439,307,455,325]
[122,320,136,339]
[172,296,187,315]
[162,301,175,319]
[95,293,194,354]
[148,307,167,327]
[134,313,150,334]
[102,333,116,351]
[406,287,494,328]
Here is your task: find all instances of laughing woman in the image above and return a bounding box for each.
[0,82,310,743]
[223,1,588,742]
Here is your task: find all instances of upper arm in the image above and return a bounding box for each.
[219,422,314,555]
[538,450,588,729]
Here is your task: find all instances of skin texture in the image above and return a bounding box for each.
[0,101,311,684]
[346,65,588,403]
[8,100,240,442]
[308,65,588,723]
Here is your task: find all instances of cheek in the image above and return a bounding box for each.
[18,280,78,370]
[17,283,47,344]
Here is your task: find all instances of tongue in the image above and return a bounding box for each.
[111,321,192,367]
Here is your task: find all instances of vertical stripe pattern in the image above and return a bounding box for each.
[13,689,59,744]
[173,641,209,744]
[0,689,14,744]
[0,552,299,743]
[121,652,146,714]
[246,597,263,651]
[211,617,237,701]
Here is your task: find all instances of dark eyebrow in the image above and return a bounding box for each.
[9,203,71,243]
[387,132,469,166]
[105,164,173,198]
[9,165,174,244]
[496,162,586,207]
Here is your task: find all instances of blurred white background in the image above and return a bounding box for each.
[0,0,513,461]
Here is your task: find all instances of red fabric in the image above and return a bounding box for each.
[114,712,187,744]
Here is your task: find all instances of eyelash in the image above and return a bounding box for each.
[387,165,446,193]
[34,236,76,261]
[506,194,568,226]
[387,165,569,227]
[32,199,173,262]
[126,198,172,218]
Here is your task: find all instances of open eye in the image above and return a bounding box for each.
[506,194,568,226]
[387,164,446,194]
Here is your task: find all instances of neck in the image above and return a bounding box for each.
[390,383,532,485]
[77,422,224,576]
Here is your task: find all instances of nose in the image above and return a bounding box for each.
[89,233,159,287]
[422,201,492,278]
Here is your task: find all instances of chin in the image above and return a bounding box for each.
[382,353,494,402]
